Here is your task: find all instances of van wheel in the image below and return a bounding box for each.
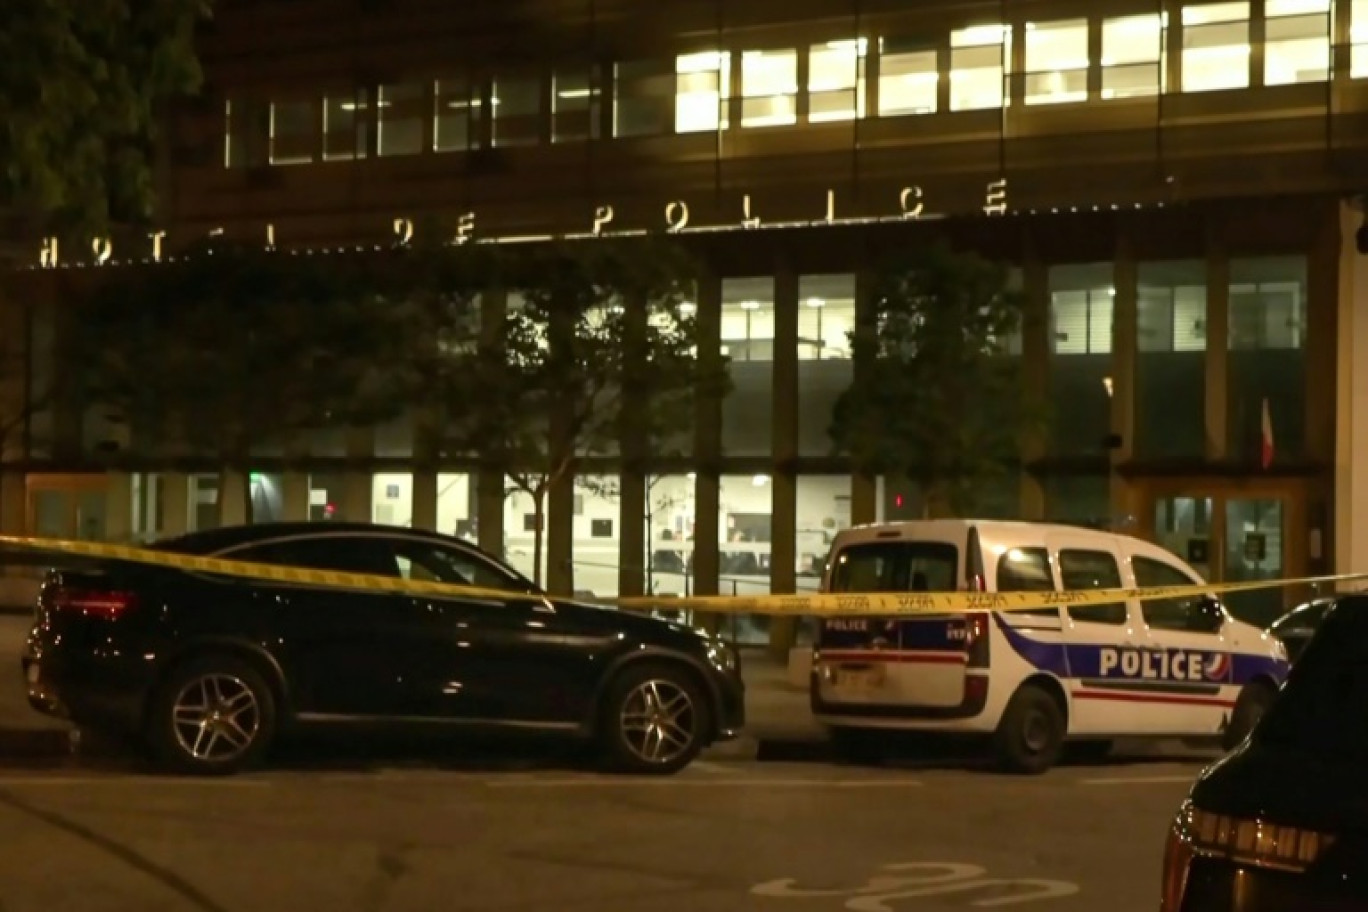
[993,684,1065,775]
[829,726,885,765]
[1223,681,1277,751]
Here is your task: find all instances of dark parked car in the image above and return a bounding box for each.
[1266,597,1334,664]
[22,522,744,776]
[1160,593,1368,911]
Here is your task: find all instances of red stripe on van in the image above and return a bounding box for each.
[1074,689,1237,709]
[819,649,968,665]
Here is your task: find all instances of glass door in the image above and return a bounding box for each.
[1153,495,1215,580]
[26,475,109,541]
[1223,498,1286,627]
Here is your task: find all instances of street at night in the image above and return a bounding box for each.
[0,754,1197,912]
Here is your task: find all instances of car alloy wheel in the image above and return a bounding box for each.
[618,678,697,766]
[171,673,261,764]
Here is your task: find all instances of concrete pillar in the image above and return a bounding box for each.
[1205,225,1230,462]
[618,469,646,597]
[692,269,723,631]
[476,468,505,558]
[103,473,133,541]
[1334,200,1368,583]
[1111,232,1138,526]
[769,261,799,658]
[218,470,249,526]
[411,469,438,532]
[1021,234,1050,517]
[851,473,876,525]
[281,472,310,521]
[161,473,190,535]
[546,473,574,596]
[340,473,372,523]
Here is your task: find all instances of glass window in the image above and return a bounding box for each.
[1134,555,1214,632]
[232,536,397,577]
[808,39,867,122]
[720,474,773,645]
[796,476,852,589]
[1228,256,1307,463]
[1181,2,1251,92]
[644,473,696,598]
[389,538,528,592]
[1135,261,1207,460]
[1024,18,1089,105]
[1058,549,1127,625]
[998,547,1054,591]
[437,473,475,542]
[552,69,600,142]
[1263,0,1329,85]
[741,49,798,127]
[721,277,774,457]
[269,99,316,165]
[434,78,479,152]
[1102,14,1166,98]
[798,275,855,456]
[492,75,540,147]
[1355,0,1368,77]
[571,475,619,598]
[614,59,674,137]
[371,473,412,527]
[503,478,546,585]
[377,83,423,156]
[1050,266,1114,355]
[829,541,959,592]
[950,23,1010,111]
[676,51,731,132]
[877,38,938,116]
[323,91,370,161]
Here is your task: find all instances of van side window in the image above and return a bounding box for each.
[1133,556,1207,632]
[1057,549,1127,625]
[997,547,1057,618]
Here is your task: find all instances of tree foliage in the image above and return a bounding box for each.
[829,241,1037,517]
[72,243,424,464]
[1,0,209,238]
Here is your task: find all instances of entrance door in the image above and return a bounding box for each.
[1149,487,1300,628]
[26,475,109,541]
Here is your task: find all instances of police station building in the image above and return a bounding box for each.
[5,0,1368,648]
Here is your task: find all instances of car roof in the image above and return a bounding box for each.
[151,521,460,556]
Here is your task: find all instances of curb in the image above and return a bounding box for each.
[0,726,74,760]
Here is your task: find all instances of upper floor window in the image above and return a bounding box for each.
[878,38,937,116]
[741,49,798,127]
[269,99,316,165]
[1181,2,1251,93]
[676,51,730,132]
[1051,264,1114,356]
[433,78,480,152]
[797,275,855,361]
[1228,257,1306,351]
[492,75,541,147]
[950,23,1010,111]
[1102,14,1166,98]
[808,39,867,122]
[613,59,672,137]
[1354,0,1368,77]
[1138,261,1208,353]
[323,90,371,161]
[377,83,423,156]
[1024,18,1089,105]
[1263,0,1330,86]
[553,69,600,142]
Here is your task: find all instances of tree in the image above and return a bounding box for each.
[71,244,427,513]
[829,241,1038,517]
[1,0,209,240]
[427,238,723,588]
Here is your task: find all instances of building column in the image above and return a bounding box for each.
[280,472,310,521]
[104,473,134,541]
[1020,235,1049,519]
[769,261,799,659]
[1111,231,1138,526]
[1205,224,1230,462]
[476,469,505,558]
[851,474,876,525]
[338,427,374,523]
[218,470,249,525]
[692,269,723,632]
[546,474,574,596]
[1334,200,1368,584]
[618,469,646,597]
[411,469,438,532]
[160,473,190,535]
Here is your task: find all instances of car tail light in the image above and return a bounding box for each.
[48,587,138,620]
[963,674,988,706]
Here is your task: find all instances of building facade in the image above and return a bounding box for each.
[6,0,1368,645]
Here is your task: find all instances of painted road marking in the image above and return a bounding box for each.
[1079,775,1198,786]
[753,861,1080,908]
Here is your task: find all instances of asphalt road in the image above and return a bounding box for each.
[0,753,1199,912]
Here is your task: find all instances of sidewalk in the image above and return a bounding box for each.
[0,615,826,762]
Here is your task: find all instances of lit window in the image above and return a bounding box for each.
[553,70,600,142]
[951,24,1010,111]
[1229,257,1306,350]
[492,76,540,147]
[878,39,938,115]
[377,84,423,157]
[323,92,370,161]
[433,79,480,152]
[1263,0,1330,86]
[808,39,867,122]
[1102,15,1166,98]
[741,49,798,127]
[269,99,316,165]
[797,277,855,361]
[1181,2,1250,93]
[1354,0,1368,76]
[676,51,730,132]
[1024,19,1089,104]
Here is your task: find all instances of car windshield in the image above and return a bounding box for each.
[828,541,959,593]
[1255,598,1368,759]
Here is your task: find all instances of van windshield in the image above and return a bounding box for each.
[829,541,959,593]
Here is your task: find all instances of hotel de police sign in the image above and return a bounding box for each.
[33,179,1011,268]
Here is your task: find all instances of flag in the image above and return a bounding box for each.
[1260,397,1274,470]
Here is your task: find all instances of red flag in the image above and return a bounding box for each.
[1260,398,1274,470]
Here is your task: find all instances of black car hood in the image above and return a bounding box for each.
[1191,740,1368,835]
[542,595,711,646]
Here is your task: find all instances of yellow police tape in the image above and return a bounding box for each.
[0,533,1360,618]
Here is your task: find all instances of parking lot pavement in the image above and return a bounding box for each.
[0,756,1202,912]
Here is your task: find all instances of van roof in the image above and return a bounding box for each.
[834,518,1163,552]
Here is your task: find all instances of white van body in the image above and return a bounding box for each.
[811,520,1289,768]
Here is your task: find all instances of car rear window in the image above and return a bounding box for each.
[1255,597,1368,759]
[829,541,959,593]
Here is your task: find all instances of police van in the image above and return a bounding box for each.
[811,520,1290,774]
